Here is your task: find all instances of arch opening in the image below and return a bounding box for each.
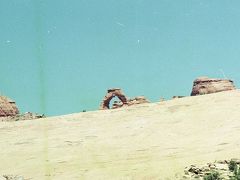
[100,88,128,110]
[109,96,123,109]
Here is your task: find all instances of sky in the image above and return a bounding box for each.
[0,0,240,116]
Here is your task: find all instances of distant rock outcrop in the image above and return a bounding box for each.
[0,96,19,117]
[100,88,128,110]
[172,96,185,99]
[100,88,150,110]
[112,96,150,109]
[0,95,45,121]
[128,96,150,106]
[0,112,45,122]
[191,77,236,96]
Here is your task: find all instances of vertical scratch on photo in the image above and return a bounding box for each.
[34,0,51,179]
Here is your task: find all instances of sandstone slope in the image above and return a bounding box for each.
[1,90,240,180]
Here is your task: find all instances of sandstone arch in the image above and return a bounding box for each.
[100,88,128,110]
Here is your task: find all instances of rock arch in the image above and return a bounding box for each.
[99,88,128,110]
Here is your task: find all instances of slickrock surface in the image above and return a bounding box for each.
[1,90,240,179]
[0,96,19,117]
[191,77,236,96]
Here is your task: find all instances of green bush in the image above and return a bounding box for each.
[203,171,221,180]
[229,160,238,172]
[230,166,240,180]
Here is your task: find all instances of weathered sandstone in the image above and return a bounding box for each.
[100,88,128,109]
[191,77,236,96]
[112,96,150,109]
[100,88,150,109]
[0,96,19,117]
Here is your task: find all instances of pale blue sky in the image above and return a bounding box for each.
[0,0,240,116]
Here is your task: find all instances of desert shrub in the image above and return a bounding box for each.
[203,171,221,180]
[229,160,238,172]
[230,166,240,180]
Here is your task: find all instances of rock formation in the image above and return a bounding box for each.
[1,175,24,180]
[172,96,185,99]
[112,96,150,109]
[127,96,150,106]
[183,159,240,179]
[0,96,19,117]
[0,112,45,122]
[100,88,128,110]
[0,95,44,121]
[191,77,236,96]
[100,88,150,110]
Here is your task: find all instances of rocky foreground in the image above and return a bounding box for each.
[1,90,240,179]
[184,159,240,179]
[0,112,45,122]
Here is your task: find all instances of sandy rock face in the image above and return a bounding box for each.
[0,96,19,117]
[191,77,236,96]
